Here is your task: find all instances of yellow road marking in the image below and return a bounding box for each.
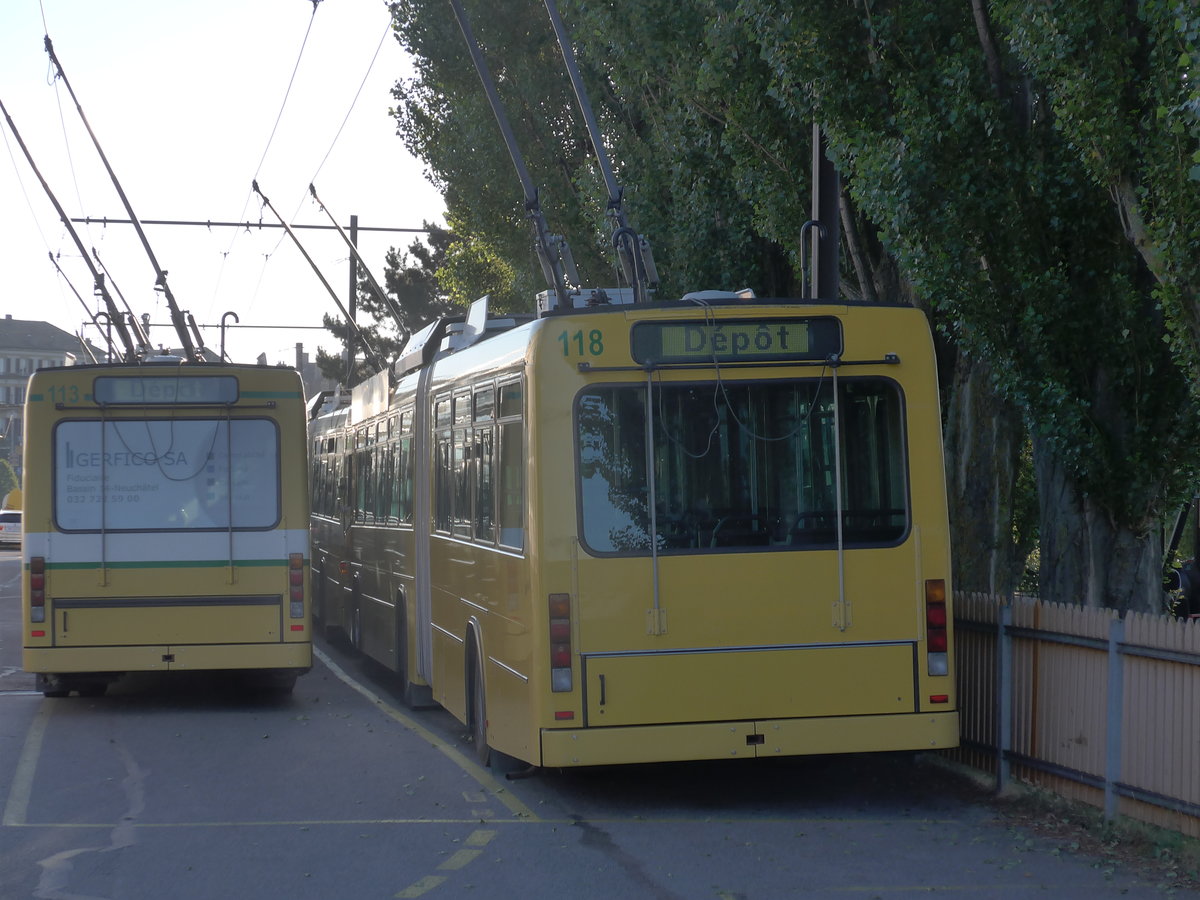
[315,647,539,822]
[437,848,480,870]
[394,875,446,898]
[465,829,496,847]
[2,699,52,826]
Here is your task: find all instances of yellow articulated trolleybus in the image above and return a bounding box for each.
[23,362,312,697]
[310,292,957,767]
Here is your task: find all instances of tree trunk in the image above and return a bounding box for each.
[1033,431,1163,613]
[942,350,1026,595]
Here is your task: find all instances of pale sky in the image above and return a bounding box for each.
[0,0,445,367]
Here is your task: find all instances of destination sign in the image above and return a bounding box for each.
[630,317,841,365]
[94,375,238,406]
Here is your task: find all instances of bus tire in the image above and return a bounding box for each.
[468,642,490,767]
[36,674,68,698]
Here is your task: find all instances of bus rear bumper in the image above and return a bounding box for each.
[23,642,312,674]
[540,710,959,767]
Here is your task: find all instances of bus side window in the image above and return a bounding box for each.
[497,379,524,550]
[474,384,496,543]
[434,398,452,532]
[399,432,413,524]
[475,426,495,542]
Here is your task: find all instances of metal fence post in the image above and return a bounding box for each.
[997,603,1012,792]
[1104,615,1125,821]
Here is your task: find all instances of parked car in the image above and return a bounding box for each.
[0,510,21,546]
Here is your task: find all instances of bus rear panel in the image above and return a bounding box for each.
[311,298,956,767]
[22,363,311,696]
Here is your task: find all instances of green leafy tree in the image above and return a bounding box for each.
[316,223,454,385]
[741,0,1200,610]
[0,458,17,507]
[990,0,1200,374]
[384,0,1200,610]
[389,0,613,308]
[386,0,1033,594]
[379,222,458,333]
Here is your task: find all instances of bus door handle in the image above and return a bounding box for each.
[598,673,606,706]
[62,611,68,634]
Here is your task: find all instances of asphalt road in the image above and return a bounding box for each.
[0,549,1188,898]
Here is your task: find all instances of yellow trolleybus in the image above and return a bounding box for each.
[310,294,956,766]
[23,361,312,697]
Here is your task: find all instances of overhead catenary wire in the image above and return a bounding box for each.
[308,182,408,341]
[303,17,392,203]
[46,251,106,341]
[252,179,387,375]
[43,35,200,361]
[0,95,136,362]
[216,0,324,320]
[219,5,399,339]
[1,111,62,260]
[10,3,433,366]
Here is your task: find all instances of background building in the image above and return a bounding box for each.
[0,315,99,477]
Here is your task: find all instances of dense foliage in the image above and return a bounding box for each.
[315,222,454,383]
[360,0,1200,612]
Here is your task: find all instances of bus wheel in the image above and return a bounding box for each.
[36,674,68,698]
[469,649,490,767]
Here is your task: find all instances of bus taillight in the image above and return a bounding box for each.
[288,553,305,619]
[548,593,572,692]
[30,556,46,623]
[925,579,948,676]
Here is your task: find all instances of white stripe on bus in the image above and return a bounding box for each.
[23,529,309,563]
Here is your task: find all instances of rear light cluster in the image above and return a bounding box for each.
[548,593,572,692]
[30,556,46,624]
[925,579,948,676]
[288,553,305,623]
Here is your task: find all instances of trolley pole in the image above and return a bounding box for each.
[812,124,841,301]
[345,214,358,381]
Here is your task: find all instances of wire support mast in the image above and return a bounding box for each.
[251,180,388,376]
[541,0,658,304]
[447,0,576,311]
[43,35,202,361]
[0,96,138,362]
[308,183,409,342]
